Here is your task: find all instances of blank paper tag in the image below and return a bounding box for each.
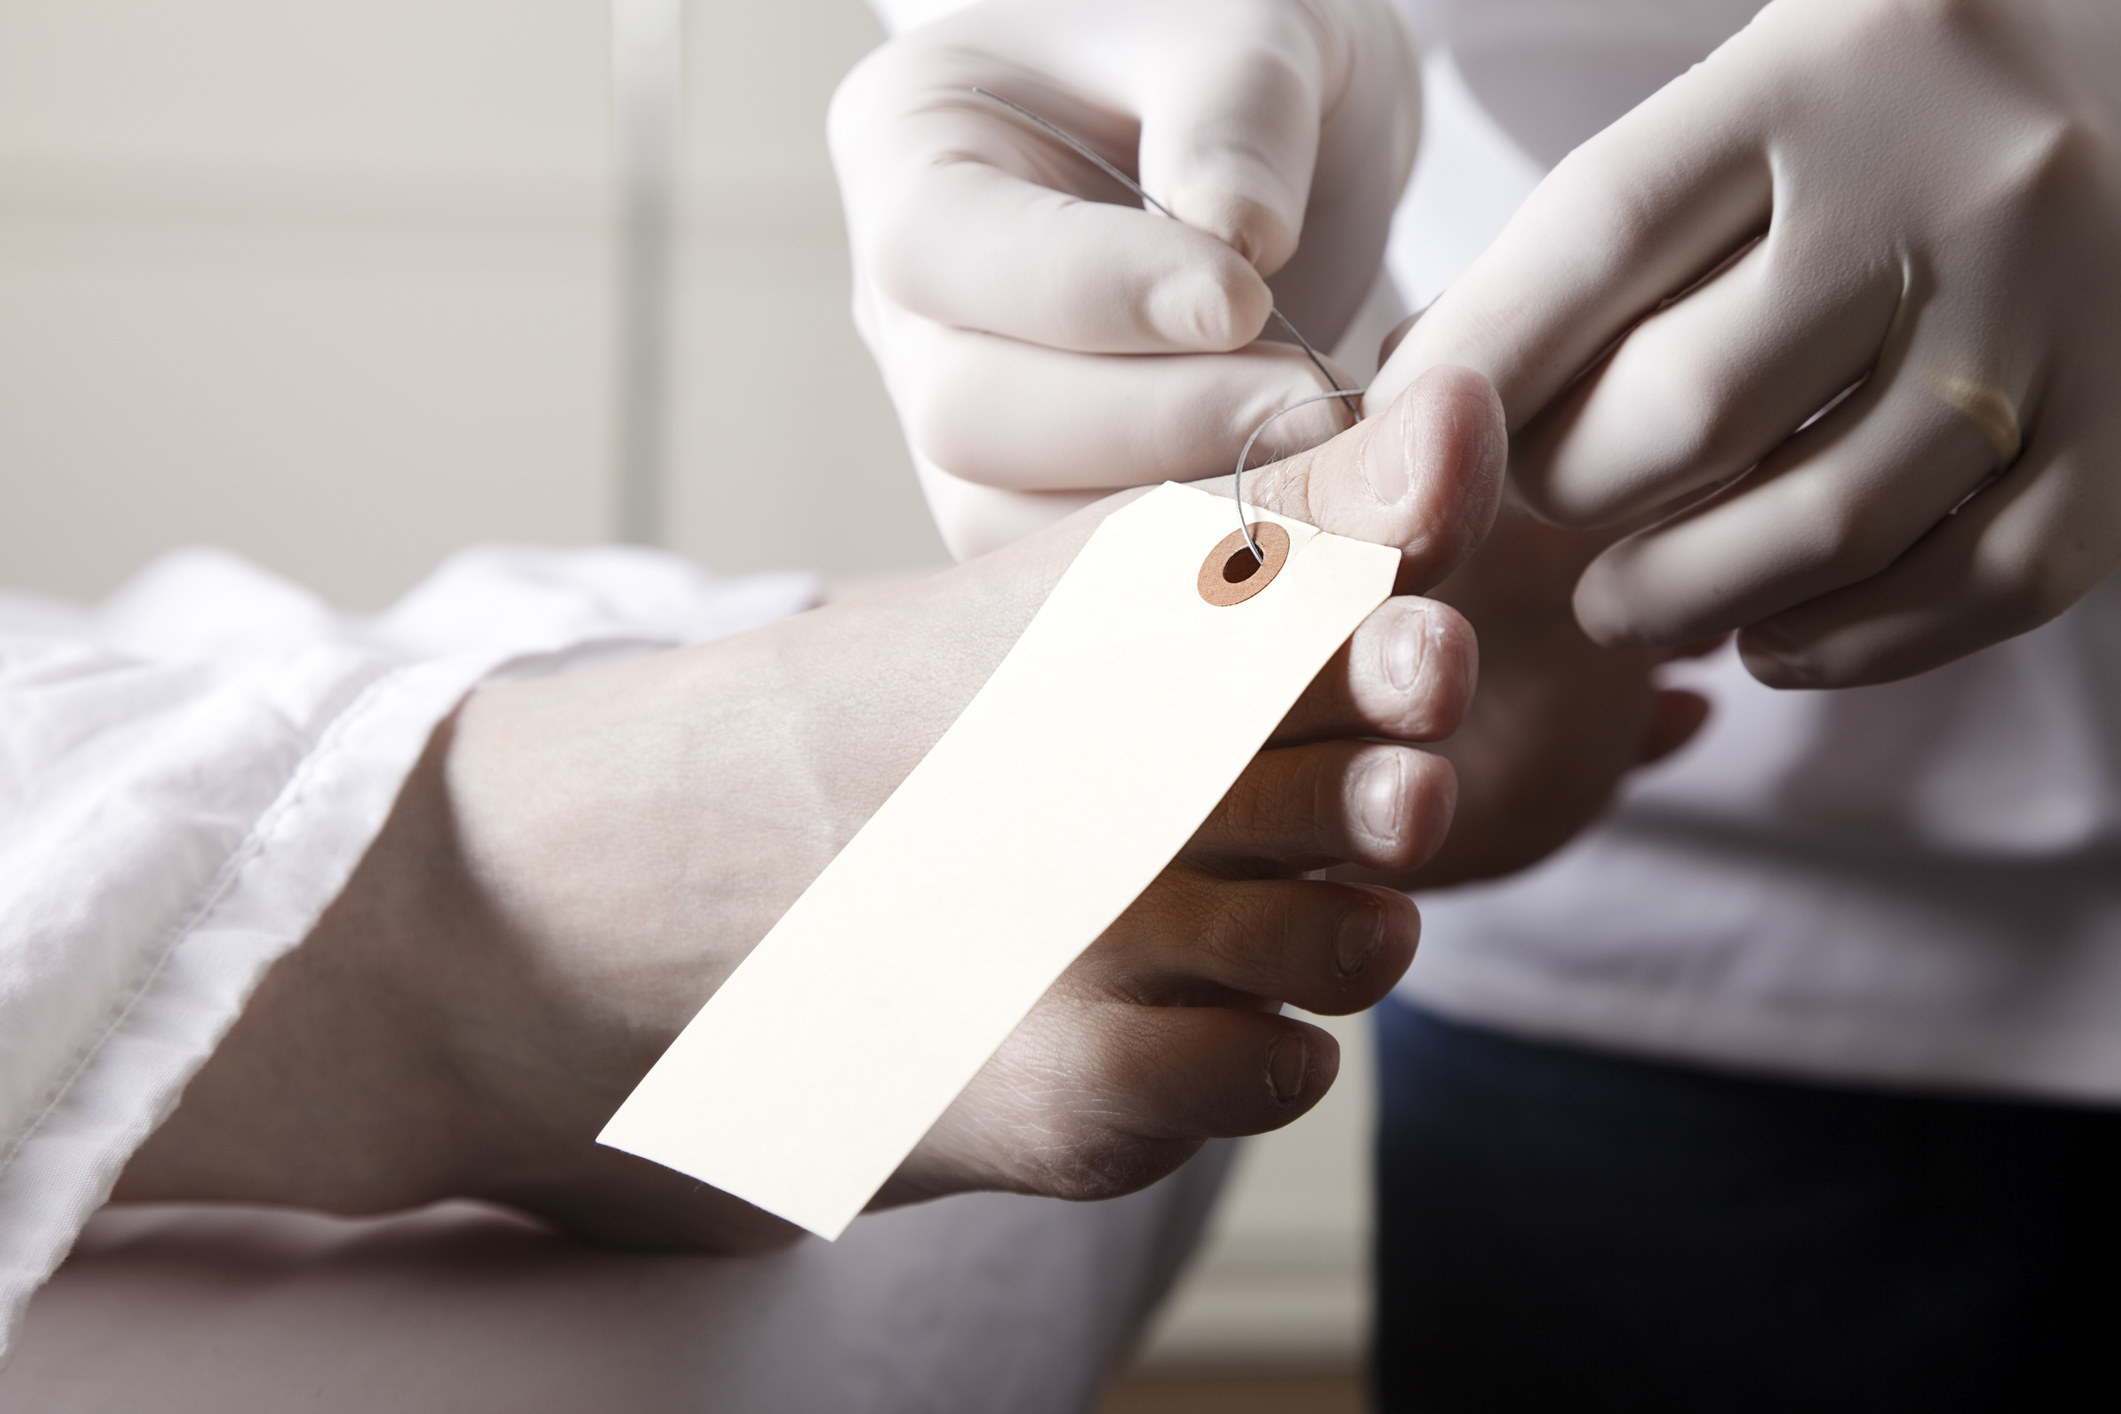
[598,483,1399,1237]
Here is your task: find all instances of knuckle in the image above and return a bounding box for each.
[1677,366,1772,470]
[1968,522,2088,631]
[1619,355,1756,483]
[1186,262,1274,351]
[1787,477,1905,580]
[1825,507,1905,580]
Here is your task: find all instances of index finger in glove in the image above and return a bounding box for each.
[1368,50,1772,436]
[830,3,1337,357]
[1506,226,1904,527]
[833,74,1275,355]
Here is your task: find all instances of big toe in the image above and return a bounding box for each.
[1235,364,1505,593]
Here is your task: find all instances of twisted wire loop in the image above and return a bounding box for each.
[970,87,1367,561]
[1232,389,1366,561]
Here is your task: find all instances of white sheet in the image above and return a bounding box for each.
[0,546,815,1358]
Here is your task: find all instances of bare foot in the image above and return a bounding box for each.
[113,368,1504,1251]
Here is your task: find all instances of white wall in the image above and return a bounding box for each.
[665,1,948,578]
[0,0,943,605]
[0,0,1371,1371]
[0,0,615,606]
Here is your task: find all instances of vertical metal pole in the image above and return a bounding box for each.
[611,0,683,545]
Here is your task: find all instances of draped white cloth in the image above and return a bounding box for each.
[0,546,812,1358]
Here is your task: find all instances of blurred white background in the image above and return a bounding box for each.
[0,0,1373,1376]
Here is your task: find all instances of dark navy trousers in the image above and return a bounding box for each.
[1373,999,2121,1412]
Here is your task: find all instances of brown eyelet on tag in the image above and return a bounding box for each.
[1198,522,1290,606]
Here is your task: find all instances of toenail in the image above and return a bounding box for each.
[1362,402,1411,504]
[1385,609,1427,693]
[1266,1035,1308,1105]
[1336,903,1385,979]
[1358,755,1404,847]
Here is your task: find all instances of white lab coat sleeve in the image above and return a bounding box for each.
[0,547,817,1364]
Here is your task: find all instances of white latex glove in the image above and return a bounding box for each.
[830,0,1421,558]
[1373,0,2121,687]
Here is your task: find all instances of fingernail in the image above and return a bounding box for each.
[1361,398,1411,504]
[1336,903,1385,979]
[1266,1035,1308,1105]
[1358,754,1404,847]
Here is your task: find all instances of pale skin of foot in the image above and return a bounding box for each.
[110,368,1506,1253]
[1346,505,1717,892]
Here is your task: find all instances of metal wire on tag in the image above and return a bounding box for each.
[1231,388,1366,562]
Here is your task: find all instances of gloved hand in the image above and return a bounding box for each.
[1373,0,2121,687]
[830,0,1421,558]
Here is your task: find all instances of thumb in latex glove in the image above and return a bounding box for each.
[1373,0,2121,687]
[831,0,1420,558]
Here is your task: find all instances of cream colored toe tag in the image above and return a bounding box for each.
[598,483,1400,1238]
